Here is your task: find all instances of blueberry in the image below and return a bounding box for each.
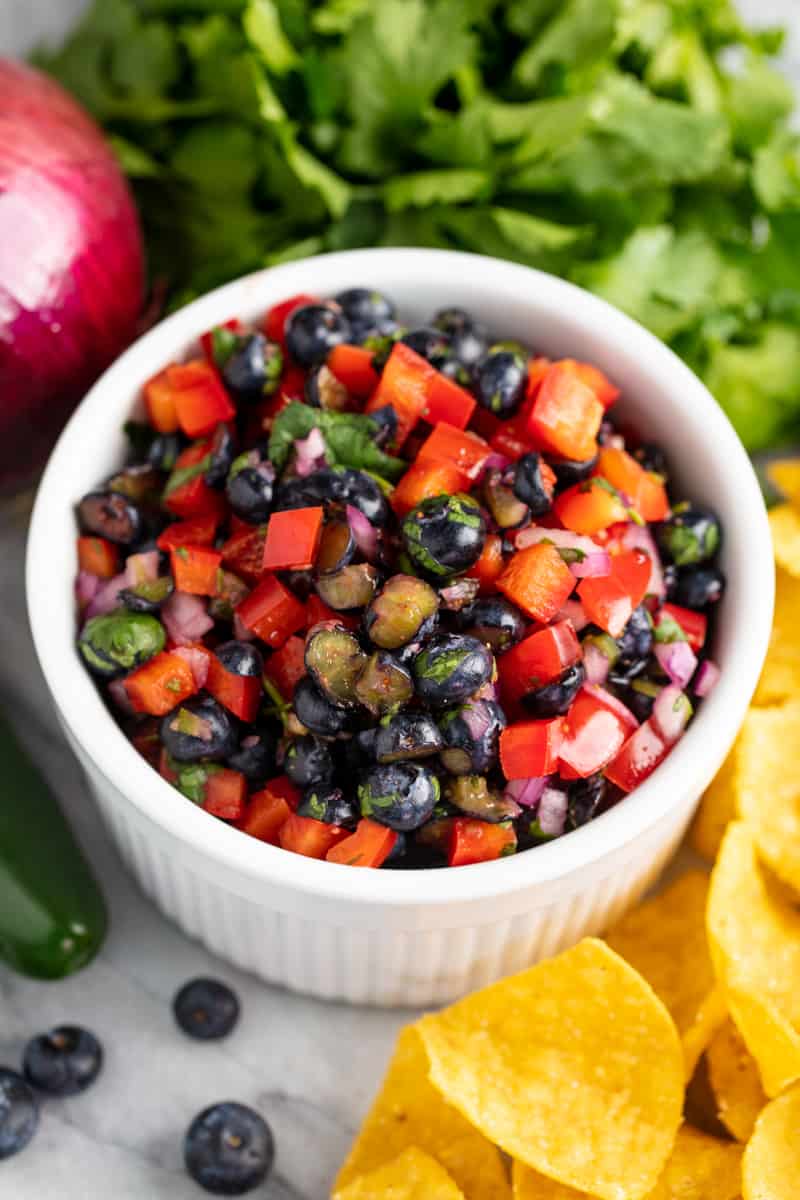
[285,304,349,367]
[184,1101,273,1195]
[547,454,599,490]
[513,452,554,517]
[358,762,440,831]
[632,442,668,477]
[0,1069,38,1160]
[304,364,348,411]
[400,327,451,369]
[413,634,494,708]
[374,713,443,763]
[521,662,585,718]
[293,676,352,737]
[297,784,358,827]
[457,596,527,653]
[214,641,264,678]
[226,451,275,524]
[22,1026,103,1097]
[609,605,653,683]
[432,308,488,367]
[666,564,725,609]
[227,729,276,786]
[147,432,184,473]
[77,490,142,545]
[474,351,526,416]
[160,697,238,763]
[221,333,282,401]
[174,979,240,1041]
[334,287,395,329]
[282,735,334,788]
[566,774,606,831]
[366,404,398,447]
[401,493,486,578]
[656,505,721,566]
[439,699,506,775]
[204,424,238,489]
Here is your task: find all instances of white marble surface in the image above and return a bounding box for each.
[0,4,798,1198]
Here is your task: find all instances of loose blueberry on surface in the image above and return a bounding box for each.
[160,697,238,763]
[285,304,349,367]
[22,1027,103,1097]
[666,564,725,609]
[521,663,585,718]
[474,350,526,416]
[174,979,240,1041]
[413,634,494,708]
[656,505,721,566]
[184,1101,274,1195]
[401,493,486,578]
[0,1069,38,1160]
[282,735,335,787]
[334,287,395,330]
[358,762,440,831]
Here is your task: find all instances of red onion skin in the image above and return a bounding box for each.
[0,61,144,493]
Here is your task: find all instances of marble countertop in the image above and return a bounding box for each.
[1,4,798,1198]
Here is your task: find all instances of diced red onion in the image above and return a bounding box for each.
[107,677,135,715]
[655,640,698,689]
[581,684,639,734]
[538,786,568,836]
[620,522,665,599]
[233,612,256,642]
[75,569,101,611]
[583,641,611,686]
[693,659,720,698]
[476,451,511,483]
[125,550,159,588]
[652,684,693,744]
[294,427,327,476]
[346,503,378,561]
[504,776,548,809]
[553,599,589,632]
[570,549,612,579]
[461,700,494,742]
[162,592,214,646]
[85,571,128,619]
[516,526,611,579]
[172,644,210,688]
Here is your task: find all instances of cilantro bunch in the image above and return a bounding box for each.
[36,0,800,450]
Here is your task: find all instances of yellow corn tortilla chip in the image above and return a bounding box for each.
[742,1082,800,1200]
[336,1147,466,1200]
[769,503,800,580]
[604,872,722,1078]
[333,1026,510,1200]
[417,938,684,1200]
[754,568,800,706]
[707,822,800,1096]
[736,699,800,894]
[707,1019,767,1143]
[512,1127,741,1200]
[766,457,800,505]
[689,745,739,863]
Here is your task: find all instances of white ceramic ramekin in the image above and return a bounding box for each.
[27,249,773,1007]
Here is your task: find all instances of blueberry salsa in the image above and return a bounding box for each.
[74,289,724,870]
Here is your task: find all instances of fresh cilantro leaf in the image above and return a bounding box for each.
[268,403,405,481]
[383,169,491,213]
[243,0,299,74]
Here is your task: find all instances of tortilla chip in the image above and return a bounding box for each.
[417,939,684,1200]
[754,568,800,706]
[336,1147,466,1200]
[736,699,800,894]
[689,746,739,863]
[742,1082,800,1200]
[766,457,800,505]
[512,1127,741,1200]
[604,872,721,1078]
[707,1018,767,1143]
[333,1026,510,1200]
[769,503,800,580]
[707,822,800,1096]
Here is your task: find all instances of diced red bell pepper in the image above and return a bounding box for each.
[558,688,633,779]
[262,506,324,572]
[327,344,380,398]
[421,373,476,430]
[657,603,707,652]
[326,819,398,867]
[305,595,360,632]
[365,343,430,449]
[237,788,293,844]
[554,479,629,535]
[166,361,236,439]
[204,769,247,821]
[390,461,470,518]
[561,359,620,410]
[498,620,581,709]
[124,651,197,716]
[448,819,517,867]
[500,719,565,779]
[221,524,267,585]
[525,356,552,402]
[596,447,668,522]
[236,573,306,649]
[277,363,307,404]
[496,542,575,624]
[469,406,502,442]
[263,635,307,699]
[171,545,223,596]
[77,536,119,579]
[157,515,218,552]
[577,550,652,637]
[610,549,652,610]
[164,441,227,520]
[205,652,262,722]
[279,814,350,859]
[605,719,669,793]
[264,293,319,346]
[144,366,180,433]
[200,318,241,363]
[526,362,603,461]
[417,422,490,481]
[465,533,505,594]
[489,409,536,462]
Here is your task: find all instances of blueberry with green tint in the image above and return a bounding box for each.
[305,624,366,707]
[474,350,526,416]
[609,605,653,683]
[0,1069,38,1160]
[22,1026,103,1096]
[439,699,506,775]
[413,634,494,708]
[282,735,334,788]
[293,676,353,736]
[521,662,585,718]
[160,697,237,763]
[297,784,358,827]
[222,333,282,400]
[204,424,238,488]
[444,775,520,823]
[174,978,240,1041]
[566,774,606,831]
[365,574,439,650]
[457,596,526,653]
[119,574,174,613]
[656,505,721,565]
[334,287,395,331]
[374,713,442,763]
[358,763,439,831]
[184,1101,274,1195]
[482,469,529,530]
[78,611,165,678]
[316,563,380,612]
[225,450,275,523]
[667,564,725,609]
[227,729,276,786]
[513,452,554,517]
[77,490,142,545]
[285,303,349,367]
[354,651,414,716]
[401,493,486,578]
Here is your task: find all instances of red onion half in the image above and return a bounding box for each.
[0,61,144,492]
